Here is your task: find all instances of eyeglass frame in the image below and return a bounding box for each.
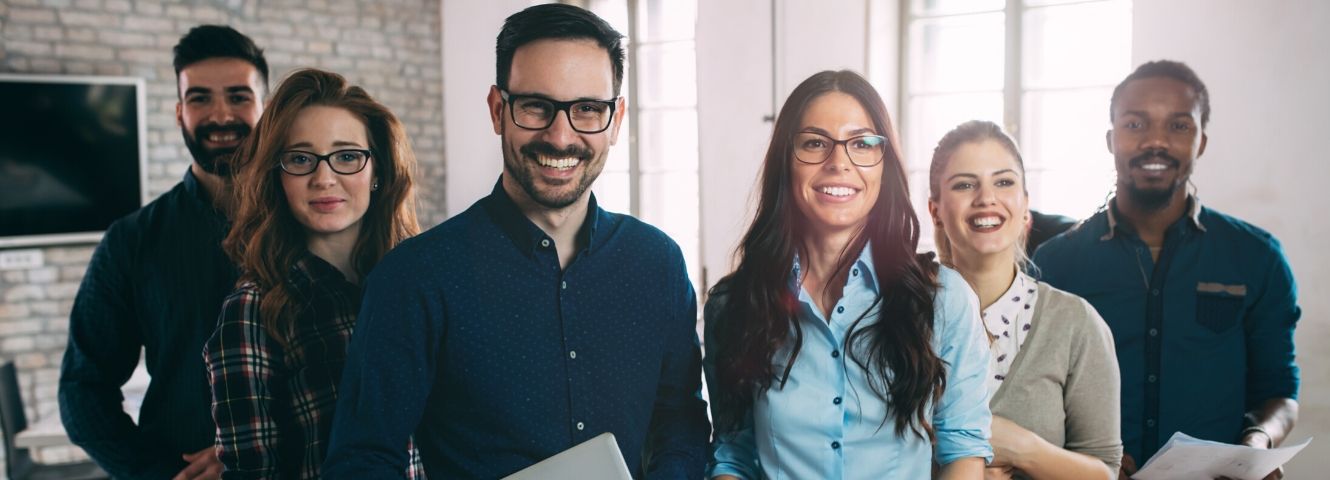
[499,89,619,134]
[792,132,889,167]
[276,149,374,176]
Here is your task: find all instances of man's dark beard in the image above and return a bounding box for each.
[1123,149,1182,212]
[182,123,251,177]
[505,139,596,209]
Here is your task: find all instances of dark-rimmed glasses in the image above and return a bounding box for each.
[500,90,618,134]
[277,149,372,176]
[793,132,888,167]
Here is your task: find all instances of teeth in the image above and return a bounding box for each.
[538,156,579,170]
[972,216,1001,228]
[209,133,237,142]
[1141,163,1167,171]
[819,186,856,197]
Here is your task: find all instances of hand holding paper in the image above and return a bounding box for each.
[1132,432,1310,480]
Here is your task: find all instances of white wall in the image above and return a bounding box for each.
[441,0,533,216]
[1132,0,1330,475]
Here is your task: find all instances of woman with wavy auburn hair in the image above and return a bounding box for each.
[204,68,422,479]
[703,70,992,480]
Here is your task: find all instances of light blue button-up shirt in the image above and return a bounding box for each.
[704,244,993,479]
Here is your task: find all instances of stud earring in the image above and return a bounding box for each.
[371,181,379,191]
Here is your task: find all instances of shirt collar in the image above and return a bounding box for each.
[1099,194,1207,241]
[287,252,353,293]
[481,177,604,257]
[981,270,1035,337]
[790,241,879,295]
[182,167,219,209]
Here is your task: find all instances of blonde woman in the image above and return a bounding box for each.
[928,120,1121,480]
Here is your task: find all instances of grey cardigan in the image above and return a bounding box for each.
[990,282,1123,477]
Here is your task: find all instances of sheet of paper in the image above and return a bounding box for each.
[1133,432,1311,480]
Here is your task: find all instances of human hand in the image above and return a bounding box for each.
[1117,453,1136,480]
[985,465,1015,480]
[1227,430,1281,480]
[173,447,222,480]
[990,415,1038,470]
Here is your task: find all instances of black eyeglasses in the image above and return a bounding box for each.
[793,132,888,167]
[500,90,618,134]
[277,149,372,176]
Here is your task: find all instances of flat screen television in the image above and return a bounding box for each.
[0,74,147,248]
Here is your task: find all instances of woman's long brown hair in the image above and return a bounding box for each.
[709,70,945,441]
[224,68,420,344]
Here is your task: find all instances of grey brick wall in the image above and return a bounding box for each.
[0,0,445,474]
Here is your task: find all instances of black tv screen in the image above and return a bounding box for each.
[0,75,145,248]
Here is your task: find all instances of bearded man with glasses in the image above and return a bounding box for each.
[323,4,709,479]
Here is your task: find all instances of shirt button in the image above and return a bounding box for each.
[852,268,859,277]
[1147,374,1157,383]
[836,306,844,314]
[1146,419,1156,428]
[831,350,840,358]
[569,350,577,359]
[833,396,842,405]
[541,239,551,248]
[1148,328,1159,337]
[1151,289,1160,296]
[576,422,585,431]
[831,441,841,450]
[561,280,567,290]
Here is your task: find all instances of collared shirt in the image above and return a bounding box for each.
[205,254,425,480]
[1033,196,1300,462]
[60,169,237,479]
[322,179,710,479]
[705,245,993,480]
[982,270,1039,394]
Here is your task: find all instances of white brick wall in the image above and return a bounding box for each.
[0,0,445,475]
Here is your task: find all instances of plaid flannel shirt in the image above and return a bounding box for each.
[205,253,425,479]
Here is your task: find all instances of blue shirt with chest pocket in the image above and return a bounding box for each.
[1032,197,1300,463]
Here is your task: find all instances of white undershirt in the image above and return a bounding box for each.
[982,270,1039,395]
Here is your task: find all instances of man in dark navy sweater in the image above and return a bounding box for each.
[323,4,709,479]
[59,25,267,479]
[1034,60,1299,480]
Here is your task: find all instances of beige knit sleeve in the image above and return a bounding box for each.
[1061,294,1124,473]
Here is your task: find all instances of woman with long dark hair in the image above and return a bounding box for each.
[204,69,422,479]
[928,120,1120,480]
[704,70,992,479]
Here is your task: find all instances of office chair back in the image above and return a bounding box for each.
[1,361,37,479]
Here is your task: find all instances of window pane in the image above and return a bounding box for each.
[908,12,1005,93]
[638,109,698,173]
[640,171,700,285]
[912,0,1004,17]
[1022,1,1132,89]
[1024,0,1110,7]
[637,41,697,107]
[905,92,1004,171]
[1020,87,1111,168]
[636,0,696,42]
[908,170,936,253]
[1029,165,1114,220]
[585,0,629,34]
[594,170,632,214]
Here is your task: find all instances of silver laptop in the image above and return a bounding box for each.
[501,433,633,480]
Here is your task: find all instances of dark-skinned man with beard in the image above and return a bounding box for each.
[323,4,708,479]
[59,25,266,480]
[1033,60,1300,480]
